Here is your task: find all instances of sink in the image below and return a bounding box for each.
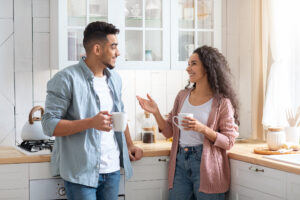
[264,154,300,166]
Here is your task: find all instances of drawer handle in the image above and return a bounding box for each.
[158,158,168,162]
[248,166,264,172]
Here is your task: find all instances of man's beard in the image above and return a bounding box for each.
[102,61,115,70]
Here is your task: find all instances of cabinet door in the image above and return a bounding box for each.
[230,184,282,200]
[230,159,286,199]
[0,164,29,200]
[125,180,168,200]
[111,0,170,69]
[51,0,170,70]
[171,0,222,69]
[286,172,300,200]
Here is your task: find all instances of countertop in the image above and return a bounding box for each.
[1,140,300,175]
[0,141,172,164]
[228,139,300,175]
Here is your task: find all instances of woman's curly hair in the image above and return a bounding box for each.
[185,45,240,125]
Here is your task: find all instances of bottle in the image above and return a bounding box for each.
[142,112,155,143]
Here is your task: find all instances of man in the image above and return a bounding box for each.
[42,21,143,200]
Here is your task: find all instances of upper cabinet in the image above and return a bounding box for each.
[50,0,221,70]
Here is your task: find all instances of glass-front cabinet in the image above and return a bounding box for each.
[171,0,221,69]
[50,0,220,70]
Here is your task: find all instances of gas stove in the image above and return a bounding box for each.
[16,140,54,155]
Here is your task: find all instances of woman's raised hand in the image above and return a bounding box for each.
[136,94,159,114]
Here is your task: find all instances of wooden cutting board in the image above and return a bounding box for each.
[254,146,300,155]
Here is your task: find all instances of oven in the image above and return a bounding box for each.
[29,174,125,199]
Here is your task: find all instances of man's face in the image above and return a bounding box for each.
[100,34,120,69]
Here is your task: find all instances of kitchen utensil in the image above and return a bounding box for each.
[21,106,50,141]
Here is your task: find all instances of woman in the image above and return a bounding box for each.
[137,45,239,200]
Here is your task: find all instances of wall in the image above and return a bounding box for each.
[0,0,253,145]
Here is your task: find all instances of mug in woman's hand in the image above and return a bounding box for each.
[172,113,193,129]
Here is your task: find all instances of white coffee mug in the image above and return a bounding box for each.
[111,112,127,132]
[285,127,300,145]
[172,113,194,129]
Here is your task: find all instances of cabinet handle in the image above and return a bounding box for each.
[158,158,168,162]
[248,166,264,172]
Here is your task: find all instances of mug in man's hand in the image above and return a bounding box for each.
[112,112,127,132]
[172,113,193,130]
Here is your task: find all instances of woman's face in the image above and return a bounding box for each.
[186,53,206,83]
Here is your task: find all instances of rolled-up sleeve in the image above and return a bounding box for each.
[42,73,72,137]
[214,99,239,150]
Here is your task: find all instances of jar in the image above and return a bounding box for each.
[142,128,154,143]
[267,127,285,150]
[142,112,155,143]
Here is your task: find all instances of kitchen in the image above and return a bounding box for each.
[0,0,300,199]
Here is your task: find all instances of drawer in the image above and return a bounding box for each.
[230,159,286,198]
[129,156,169,182]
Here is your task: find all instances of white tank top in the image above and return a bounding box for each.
[179,94,213,147]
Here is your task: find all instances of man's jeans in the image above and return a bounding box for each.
[168,145,225,200]
[64,170,120,200]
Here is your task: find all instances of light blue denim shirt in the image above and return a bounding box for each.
[42,57,132,187]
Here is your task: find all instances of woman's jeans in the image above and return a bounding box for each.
[168,145,225,200]
[64,170,120,200]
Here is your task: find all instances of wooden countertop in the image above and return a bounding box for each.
[228,139,300,175]
[0,146,51,164]
[0,141,172,164]
[1,140,300,175]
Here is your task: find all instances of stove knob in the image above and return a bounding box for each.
[58,187,66,196]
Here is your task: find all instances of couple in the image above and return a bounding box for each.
[42,21,239,200]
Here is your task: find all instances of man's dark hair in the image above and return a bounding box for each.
[83,21,120,53]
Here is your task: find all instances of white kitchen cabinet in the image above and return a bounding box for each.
[50,0,221,70]
[286,172,300,200]
[230,184,282,200]
[125,156,169,200]
[0,163,29,200]
[229,159,300,200]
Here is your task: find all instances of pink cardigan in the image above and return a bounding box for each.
[161,88,239,193]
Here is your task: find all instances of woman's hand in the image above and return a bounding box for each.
[136,94,159,114]
[182,116,206,133]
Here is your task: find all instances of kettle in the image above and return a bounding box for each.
[21,106,50,141]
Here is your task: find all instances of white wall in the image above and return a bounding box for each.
[0,0,253,146]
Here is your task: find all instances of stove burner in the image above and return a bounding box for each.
[19,140,54,152]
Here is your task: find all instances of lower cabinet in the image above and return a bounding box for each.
[125,156,169,200]
[229,159,300,200]
[0,163,29,200]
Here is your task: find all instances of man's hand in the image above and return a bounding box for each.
[128,145,143,161]
[91,111,112,132]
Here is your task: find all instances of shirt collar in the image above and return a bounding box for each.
[79,57,112,81]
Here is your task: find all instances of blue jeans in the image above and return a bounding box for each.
[64,170,120,200]
[168,145,225,200]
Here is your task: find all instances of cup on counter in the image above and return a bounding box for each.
[285,127,300,146]
[172,113,193,130]
[111,112,127,132]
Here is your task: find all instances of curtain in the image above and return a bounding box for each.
[262,0,300,128]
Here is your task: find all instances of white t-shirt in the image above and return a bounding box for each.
[179,94,213,147]
[93,76,120,173]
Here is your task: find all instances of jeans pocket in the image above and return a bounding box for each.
[194,148,203,161]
